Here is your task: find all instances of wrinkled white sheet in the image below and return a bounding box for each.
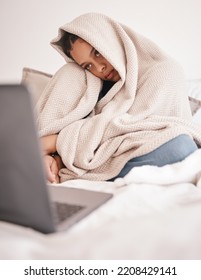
[1,149,201,260]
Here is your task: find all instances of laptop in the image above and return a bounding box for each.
[0,84,113,234]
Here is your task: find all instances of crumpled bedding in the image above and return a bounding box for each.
[1,149,201,260]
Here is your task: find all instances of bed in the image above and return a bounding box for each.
[0,69,201,260]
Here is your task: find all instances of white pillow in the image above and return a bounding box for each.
[21,67,52,105]
[187,79,201,101]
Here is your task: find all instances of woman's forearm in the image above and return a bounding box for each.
[40,134,58,155]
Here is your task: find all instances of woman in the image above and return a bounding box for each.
[36,13,201,183]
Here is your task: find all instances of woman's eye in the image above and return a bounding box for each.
[85,64,92,70]
[95,50,101,57]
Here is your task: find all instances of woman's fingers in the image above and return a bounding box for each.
[43,155,59,183]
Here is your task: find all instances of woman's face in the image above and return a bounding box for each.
[69,38,120,82]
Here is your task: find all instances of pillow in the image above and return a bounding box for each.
[188,96,201,123]
[188,96,201,115]
[21,67,52,105]
[187,79,201,101]
[187,79,201,123]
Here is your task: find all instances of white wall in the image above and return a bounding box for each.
[1,0,201,83]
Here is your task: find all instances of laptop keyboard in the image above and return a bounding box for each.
[53,201,86,224]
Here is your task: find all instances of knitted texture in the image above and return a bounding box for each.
[36,13,201,182]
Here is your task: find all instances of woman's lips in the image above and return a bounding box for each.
[105,69,114,80]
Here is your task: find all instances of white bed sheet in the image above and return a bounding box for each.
[1,149,201,260]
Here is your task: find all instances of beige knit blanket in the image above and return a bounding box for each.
[36,13,201,182]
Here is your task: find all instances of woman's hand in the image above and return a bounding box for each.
[43,154,60,183]
[40,134,65,183]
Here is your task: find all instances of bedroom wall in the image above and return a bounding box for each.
[1,0,201,83]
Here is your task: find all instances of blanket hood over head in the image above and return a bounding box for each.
[36,13,201,182]
[51,13,172,84]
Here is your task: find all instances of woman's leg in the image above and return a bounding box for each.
[111,134,198,180]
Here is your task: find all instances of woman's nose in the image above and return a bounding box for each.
[95,62,106,73]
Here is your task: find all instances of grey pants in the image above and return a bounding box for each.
[110,134,198,181]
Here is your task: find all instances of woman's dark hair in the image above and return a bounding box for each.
[60,32,79,59]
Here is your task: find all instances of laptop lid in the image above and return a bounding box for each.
[0,84,58,233]
[0,84,112,234]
